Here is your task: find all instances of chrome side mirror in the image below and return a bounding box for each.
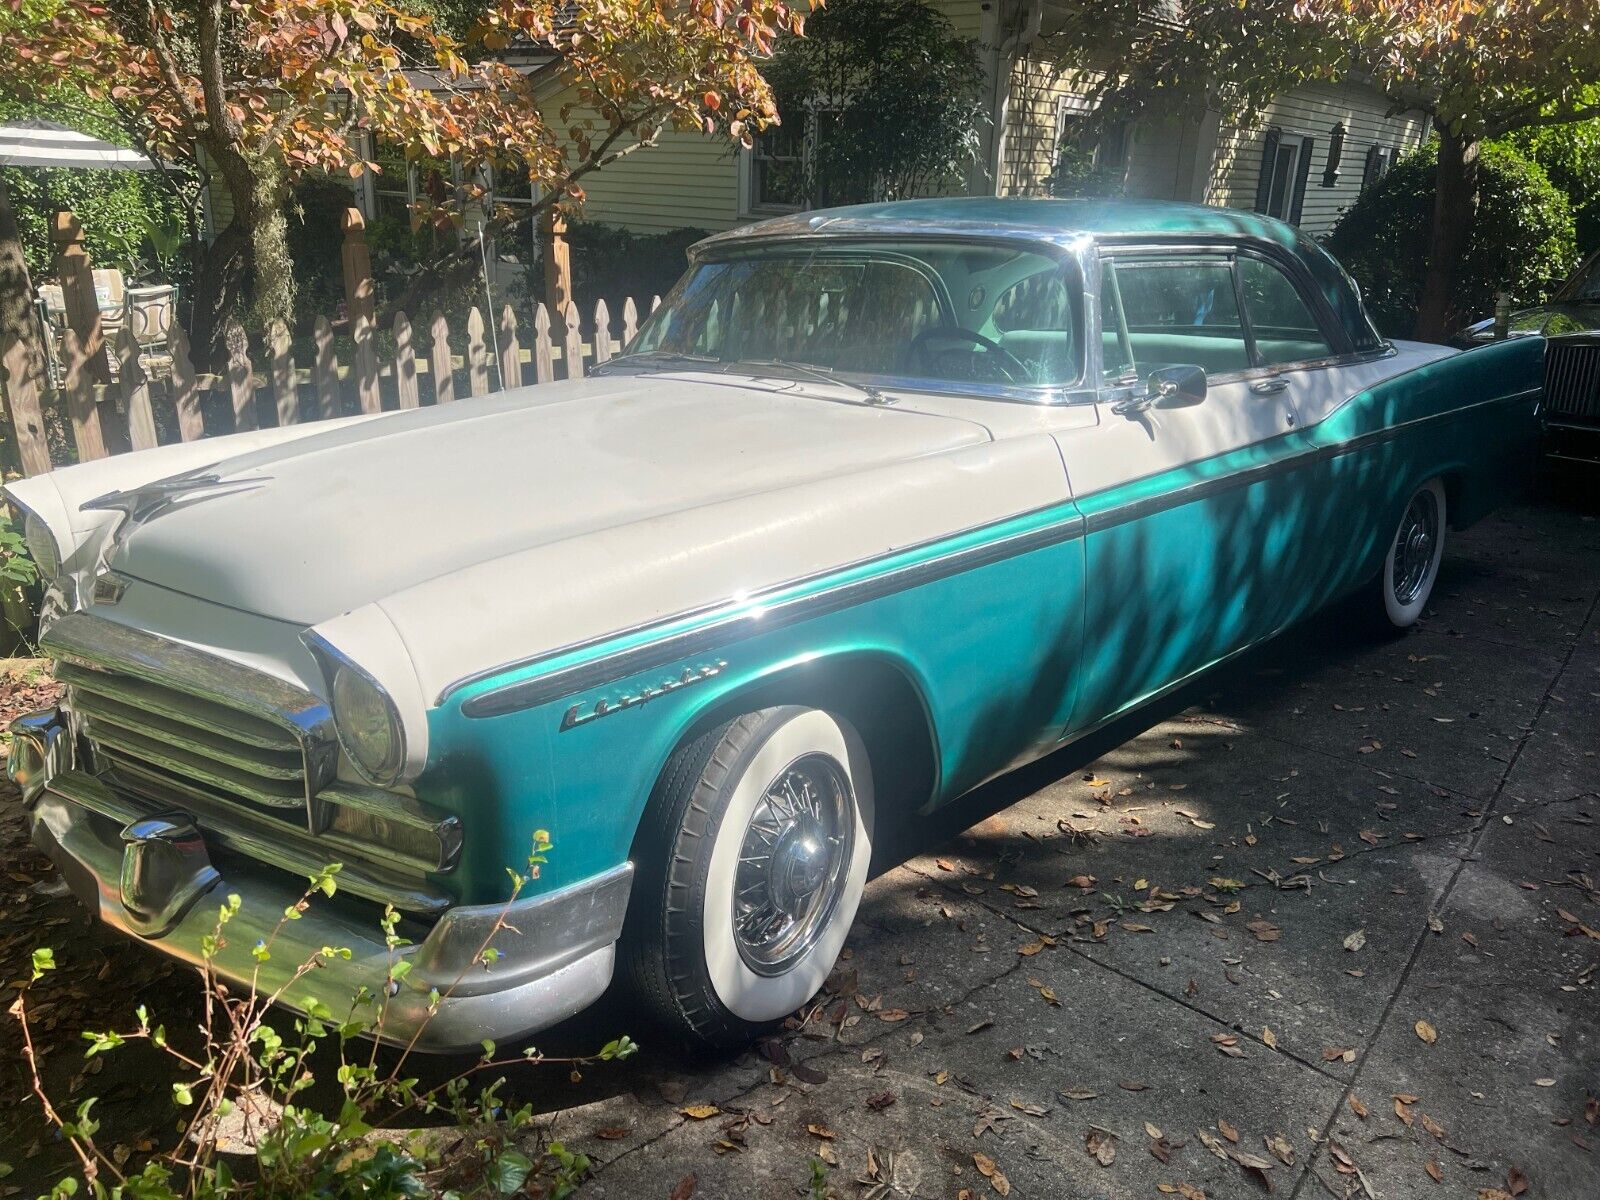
[1149,364,1207,409]
[1110,364,1207,417]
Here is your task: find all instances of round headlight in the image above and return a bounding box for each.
[331,662,404,784]
[23,513,60,582]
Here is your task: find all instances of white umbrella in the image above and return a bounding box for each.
[0,118,153,171]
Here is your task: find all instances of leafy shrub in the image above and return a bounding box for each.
[12,837,637,1200]
[1325,141,1577,337]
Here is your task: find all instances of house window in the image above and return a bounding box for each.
[1050,96,1132,197]
[1362,144,1397,191]
[1254,129,1315,224]
[747,121,808,213]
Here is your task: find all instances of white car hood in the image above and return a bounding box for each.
[106,375,993,625]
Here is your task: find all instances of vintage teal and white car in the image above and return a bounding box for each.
[5,199,1545,1051]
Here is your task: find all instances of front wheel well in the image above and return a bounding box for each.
[640,656,938,875]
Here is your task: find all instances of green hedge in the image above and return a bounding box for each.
[1325,140,1577,338]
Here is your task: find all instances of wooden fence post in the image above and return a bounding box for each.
[429,312,454,404]
[563,301,584,380]
[532,304,554,384]
[167,323,204,441]
[61,329,107,463]
[313,316,340,419]
[51,211,112,384]
[498,305,522,390]
[466,307,489,396]
[393,312,419,409]
[269,319,297,426]
[621,297,639,347]
[116,327,158,450]
[540,211,572,318]
[592,300,614,366]
[0,176,52,475]
[342,207,380,414]
[227,323,256,431]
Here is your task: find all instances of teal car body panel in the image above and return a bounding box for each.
[418,330,1543,906]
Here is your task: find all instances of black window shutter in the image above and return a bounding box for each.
[1254,128,1281,212]
[1362,144,1382,191]
[1289,136,1315,225]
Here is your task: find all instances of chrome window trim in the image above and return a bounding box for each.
[446,388,1538,718]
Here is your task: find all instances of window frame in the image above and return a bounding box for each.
[1094,241,1351,394]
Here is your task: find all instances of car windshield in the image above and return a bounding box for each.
[1557,252,1600,304]
[623,240,1085,391]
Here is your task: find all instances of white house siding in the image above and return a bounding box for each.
[568,129,742,234]
[1208,82,1428,237]
[1000,51,1074,195]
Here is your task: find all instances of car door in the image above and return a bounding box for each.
[1062,246,1339,732]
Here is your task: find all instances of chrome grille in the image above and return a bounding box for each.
[42,613,459,914]
[60,662,309,808]
[1544,337,1600,426]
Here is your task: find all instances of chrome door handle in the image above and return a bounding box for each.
[1251,377,1290,395]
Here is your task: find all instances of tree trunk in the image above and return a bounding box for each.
[1413,122,1480,344]
[185,220,250,372]
[246,154,294,334]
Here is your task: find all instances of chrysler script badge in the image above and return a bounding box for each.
[561,660,728,731]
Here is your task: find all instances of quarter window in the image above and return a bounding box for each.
[1238,257,1333,366]
[1101,259,1252,379]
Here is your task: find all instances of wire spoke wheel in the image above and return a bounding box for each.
[731,753,855,977]
[1390,488,1441,607]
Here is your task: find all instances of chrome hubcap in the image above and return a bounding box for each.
[1391,490,1440,606]
[733,754,854,976]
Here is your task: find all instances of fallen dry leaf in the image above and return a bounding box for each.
[807,1124,836,1140]
[1086,1128,1118,1166]
[593,1126,630,1140]
[669,1174,698,1200]
[1425,1160,1443,1184]
[1415,1019,1439,1045]
[1348,1095,1369,1119]
[1246,919,1282,942]
[1266,1132,1295,1166]
[1218,1117,1240,1143]
[1262,1026,1278,1049]
[1343,929,1367,953]
[678,1104,720,1120]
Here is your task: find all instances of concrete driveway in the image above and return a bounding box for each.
[533,498,1600,1200]
[3,499,1597,1199]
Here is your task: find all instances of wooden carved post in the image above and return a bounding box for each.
[466,307,489,397]
[393,312,419,409]
[540,210,572,319]
[562,300,584,380]
[532,304,554,384]
[116,327,159,450]
[61,329,108,463]
[227,323,256,431]
[52,211,112,384]
[429,312,454,404]
[342,206,380,414]
[313,316,340,418]
[498,305,522,390]
[0,175,52,475]
[269,319,297,426]
[167,323,205,442]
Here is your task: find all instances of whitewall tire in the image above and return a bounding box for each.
[622,706,873,1047]
[1380,478,1447,629]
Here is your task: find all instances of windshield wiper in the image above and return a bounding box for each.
[732,359,892,406]
[592,350,721,374]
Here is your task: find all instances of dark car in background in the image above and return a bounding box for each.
[1459,250,1600,468]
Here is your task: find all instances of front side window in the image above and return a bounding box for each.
[1101,259,1251,378]
[1238,257,1334,365]
[629,241,1085,390]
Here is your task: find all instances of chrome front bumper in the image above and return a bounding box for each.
[13,710,632,1054]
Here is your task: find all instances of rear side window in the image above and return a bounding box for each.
[1101,259,1252,378]
[1239,257,1334,366]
